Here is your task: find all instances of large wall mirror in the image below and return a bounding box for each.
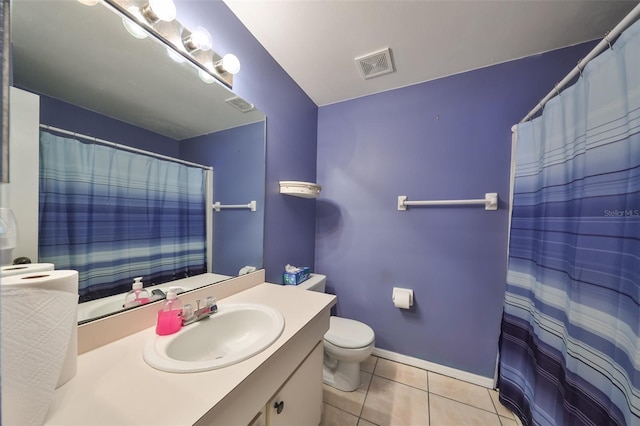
[7,0,266,323]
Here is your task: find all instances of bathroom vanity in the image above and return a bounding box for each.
[44,274,336,425]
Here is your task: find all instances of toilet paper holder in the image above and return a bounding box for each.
[392,287,413,309]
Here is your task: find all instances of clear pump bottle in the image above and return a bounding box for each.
[123,276,150,308]
[155,287,183,335]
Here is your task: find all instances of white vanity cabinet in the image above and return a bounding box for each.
[267,342,323,426]
[248,410,266,426]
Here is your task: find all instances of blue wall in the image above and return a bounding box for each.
[176,0,319,283]
[181,121,266,276]
[315,42,596,378]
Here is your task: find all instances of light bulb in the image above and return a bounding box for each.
[219,54,240,75]
[142,0,176,23]
[122,10,149,39]
[182,27,212,52]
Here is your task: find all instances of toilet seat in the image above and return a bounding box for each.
[324,316,375,349]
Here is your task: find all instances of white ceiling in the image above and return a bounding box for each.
[224,0,639,106]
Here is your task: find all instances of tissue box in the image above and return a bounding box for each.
[283,267,310,285]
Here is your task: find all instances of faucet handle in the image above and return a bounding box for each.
[182,304,194,322]
[205,296,218,313]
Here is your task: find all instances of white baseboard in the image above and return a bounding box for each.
[372,347,495,389]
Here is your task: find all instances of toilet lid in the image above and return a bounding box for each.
[325,316,375,349]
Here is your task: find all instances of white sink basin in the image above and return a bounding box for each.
[143,303,285,373]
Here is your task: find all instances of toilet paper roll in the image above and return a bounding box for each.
[1,270,79,425]
[392,287,413,309]
[1,262,55,277]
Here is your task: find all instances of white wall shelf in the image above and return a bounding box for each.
[279,181,322,199]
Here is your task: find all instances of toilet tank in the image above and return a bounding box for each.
[294,274,326,292]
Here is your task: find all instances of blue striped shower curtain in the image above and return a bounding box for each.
[39,132,207,302]
[499,20,640,426]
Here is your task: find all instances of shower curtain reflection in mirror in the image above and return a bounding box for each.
[39,131,207,303]
[499,20,640,426]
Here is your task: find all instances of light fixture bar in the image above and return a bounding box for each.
[103,0,235,88]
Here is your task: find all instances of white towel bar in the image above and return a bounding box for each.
[212,200,257,212]
[398,193,498,211]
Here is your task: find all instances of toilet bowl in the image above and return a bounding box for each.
[294,274,375,392]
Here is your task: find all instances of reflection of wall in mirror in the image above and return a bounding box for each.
[181,122,265,276]
[38,92,179,157]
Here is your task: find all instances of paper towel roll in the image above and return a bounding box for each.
[392,287,413,309]
[1,270,78,425]
[1,262,55,277]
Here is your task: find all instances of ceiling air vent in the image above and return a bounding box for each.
[355,48,395,80]
[226,96,255,113]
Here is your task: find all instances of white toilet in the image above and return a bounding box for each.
[296,274,375,392]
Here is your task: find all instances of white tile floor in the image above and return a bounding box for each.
[320,356,518,426]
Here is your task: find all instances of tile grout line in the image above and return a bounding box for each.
[426,370,431,426]
[487,387,500,416]
[322,400,360,422]
[489,387,519,424]
[430,392,506,417]
[358,356,378,422]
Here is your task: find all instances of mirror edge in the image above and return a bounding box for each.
[1,0,9,184]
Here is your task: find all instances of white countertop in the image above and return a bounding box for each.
[45,283,336,425]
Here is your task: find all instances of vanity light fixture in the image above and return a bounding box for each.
[214,54,241,75]
[78,0,99,5]
[106,0,237,88]
[141,0,177,23]
[182,27,212,52]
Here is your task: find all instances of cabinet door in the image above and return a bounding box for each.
[268,342,323,426]
[248,409,266,426]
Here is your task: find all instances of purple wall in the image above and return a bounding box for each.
[31,2,599,378]
[315,42,596,378]
[176,1,319,283]
[180,122,266,276]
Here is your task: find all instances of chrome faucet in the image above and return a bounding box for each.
[182,296,217,326]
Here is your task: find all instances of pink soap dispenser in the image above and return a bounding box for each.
[123,276,150,308]
[155,287,183,336]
